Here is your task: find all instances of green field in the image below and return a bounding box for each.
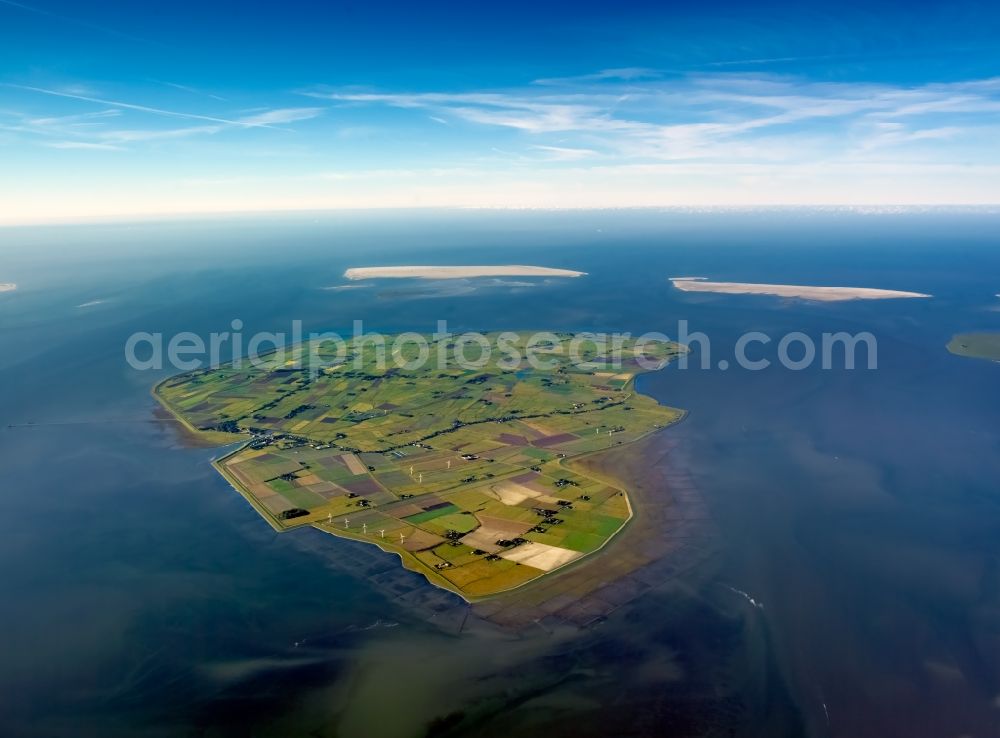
[154,331,687,599]
[947,332,1000,362]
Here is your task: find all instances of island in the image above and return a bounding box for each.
[0,283,16,292]
[344,265,586,280]
[154,331,686,599]
[947,332,1000,362]
[670,277,931,301]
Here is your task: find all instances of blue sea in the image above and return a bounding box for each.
[1,210,998,737]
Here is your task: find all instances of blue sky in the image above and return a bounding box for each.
[2,0,1000,222]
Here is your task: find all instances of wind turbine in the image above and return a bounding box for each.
[343,518,350,528]
[362,523,367,534]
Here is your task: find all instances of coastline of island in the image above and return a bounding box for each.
[947,332,1000,362]
[153,331,686,600]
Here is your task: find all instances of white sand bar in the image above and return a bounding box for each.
[670,278,930,302]
[0,283,16,292]
[344,265,586,280]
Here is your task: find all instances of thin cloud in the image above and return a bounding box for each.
[45,140,123,150]
[99,124,226,143]
[313,89,637,134]
[7,69,1000,217]
[704,54,844,67]
[307,73,1000,164]
[3,83,282,129]
[531,144,599,161]
[856,122,964,151]
[26,109,121,126]
[533,67,661,85]
[237,107,323,126]
[2,85,324,149]
[156,81,229,102]
[97,110,322,144]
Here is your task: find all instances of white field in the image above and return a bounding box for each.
[341,453,368,475]
[670,277,931,301]
[499,541,584,572]
[0,283,16,292]
[490,481,560,507]
[491,481,541,506]
[344,265,586,280]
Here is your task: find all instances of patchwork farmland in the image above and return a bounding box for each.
[154,331,686,599]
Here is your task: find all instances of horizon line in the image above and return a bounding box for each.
[3,202,1000,228]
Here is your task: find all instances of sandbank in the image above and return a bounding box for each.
[670,277,930,301]
[344,265,586,280]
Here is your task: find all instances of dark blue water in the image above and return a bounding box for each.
[1,211,998,737]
